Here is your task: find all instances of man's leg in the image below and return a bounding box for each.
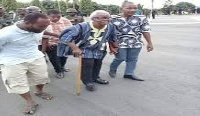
[60,57,69,72]
[81,58,94,84]
[46,46,62,73]
[124,48,144,81]
[109,48,127,77]
[34,84,53,100]
[28,57,52,98]
[20,92,37,106]
[93,59,109,84]
[1,64,38,114]
[81,58,96,91]
[46,46,64,78]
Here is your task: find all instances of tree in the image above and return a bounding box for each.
[17,2,30,8]
[107,5,120,15]
[42,0,55,11]
[162,0,174,15]
[79,0,93,16]
[137,4,144,10]
[176,2,195,12]
[3,0,17,11]
[31,0,44,11]
[59,0,68,15]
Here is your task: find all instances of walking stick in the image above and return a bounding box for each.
[76,55,82,96]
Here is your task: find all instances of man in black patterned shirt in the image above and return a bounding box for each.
[109,1,153,81]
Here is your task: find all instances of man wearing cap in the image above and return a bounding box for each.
[65,8,84,25]
[0,6,14,29]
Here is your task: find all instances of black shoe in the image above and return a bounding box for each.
[94,78,109,84]
[56,72,65,79]
[123,75,144,81]
[85,83,96,91]
[109,69,116,78]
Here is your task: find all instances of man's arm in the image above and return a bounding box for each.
[66,42,82,56]
[143,32,153,52]
[0,29,9,51]
[44,31,59,38]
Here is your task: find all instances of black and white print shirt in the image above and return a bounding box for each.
[111,16,150,48]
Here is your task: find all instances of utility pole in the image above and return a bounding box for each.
[57,0,61,13]
[73,0,75,8]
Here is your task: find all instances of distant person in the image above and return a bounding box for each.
[152,10,157,19]
[25,6,58,51]
[26,6,42,13]
[58,10,118,91]
[0,6,14,29]
[14,8,27,21]
[0,13,53,115]
[178,9,182,15]
[109,1,153,81]
[144,9,151,19]
[45,9,72,79]
[65,8,84,25]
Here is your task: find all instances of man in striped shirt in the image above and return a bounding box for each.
[45,9,72,79]
[58,10,118,91]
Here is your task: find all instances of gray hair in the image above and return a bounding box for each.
[89,10,110,20]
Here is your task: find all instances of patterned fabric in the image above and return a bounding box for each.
[58,22,117,59]
[49,17,72,45]
[111,15,150,48]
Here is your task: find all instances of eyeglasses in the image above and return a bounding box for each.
[93,17,111,20]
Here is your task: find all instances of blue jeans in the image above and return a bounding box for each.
[110,48,141,75]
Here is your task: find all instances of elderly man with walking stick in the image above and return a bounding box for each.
[58,10,118,92]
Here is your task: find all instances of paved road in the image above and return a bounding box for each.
[0,15,200,116]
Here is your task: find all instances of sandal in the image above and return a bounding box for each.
[34,92,53,100]
[24,104,39,115]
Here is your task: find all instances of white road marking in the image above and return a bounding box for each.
[151,22,200,25]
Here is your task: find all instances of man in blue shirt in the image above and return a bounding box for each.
[0,13,53,115]
[58,10,118,91]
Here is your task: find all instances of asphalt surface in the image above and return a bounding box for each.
[0,15,200,116]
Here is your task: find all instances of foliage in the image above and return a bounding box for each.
[161,0,195,14]
[137,4,144,10]
[176,2,195,11]
[79,0,93,16]
[42,0,56,11]
[3,0,17,11]
[30,0,44,11]
[59,0,68,15]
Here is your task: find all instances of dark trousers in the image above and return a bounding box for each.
[46,46,67,73]
[81,58,103,84]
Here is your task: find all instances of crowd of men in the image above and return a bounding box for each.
[0,1,153,115]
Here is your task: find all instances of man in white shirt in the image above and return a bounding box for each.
[0,13,53,115]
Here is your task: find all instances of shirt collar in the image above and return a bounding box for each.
[89,22,107,33]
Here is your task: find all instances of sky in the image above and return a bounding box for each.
[16,0,200,9]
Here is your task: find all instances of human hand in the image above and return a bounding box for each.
[146,43,153,52]
[72,48,83,56]
[109,47,118,55]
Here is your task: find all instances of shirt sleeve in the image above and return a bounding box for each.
[59,24,82,44]
[140,17,151,33]
[61,17,73,28]
[0,28,9,51]
[108,24,118,42]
